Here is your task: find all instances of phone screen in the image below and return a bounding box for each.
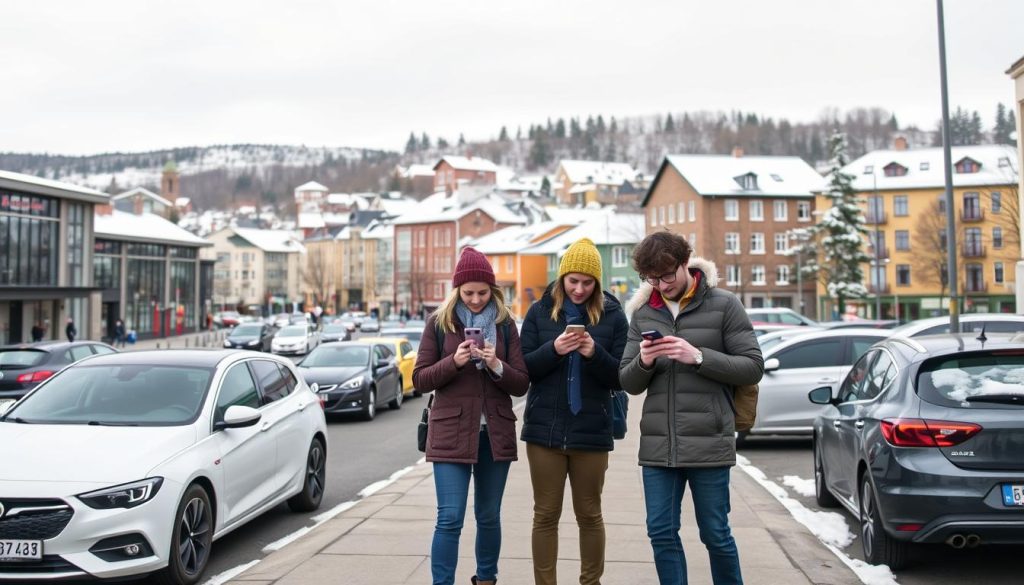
[464,327,484,348]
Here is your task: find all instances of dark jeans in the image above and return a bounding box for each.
[431,430,511,585]
[641,466,742,585]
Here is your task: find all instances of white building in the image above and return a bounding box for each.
[204,227,306,313]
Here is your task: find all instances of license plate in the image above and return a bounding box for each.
[0,539,43,560]
[1001,484,1024,506]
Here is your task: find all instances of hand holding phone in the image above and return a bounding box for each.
[641,330,664,342]
[565,324,586,336]
[465,327,484,362]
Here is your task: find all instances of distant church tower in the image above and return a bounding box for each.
[161,161,180,207]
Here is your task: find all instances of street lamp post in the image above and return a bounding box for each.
[788,228,809,316]
[937,0,960,331]
[872,172,883,319]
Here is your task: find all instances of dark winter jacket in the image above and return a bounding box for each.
[520,286,628,451]
[412,312,530,464]
[619,258,763,468]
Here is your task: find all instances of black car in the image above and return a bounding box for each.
[809,333,1024,569]
[224,322,276,351]
[0,341,118,408]
[319,323,353,343]
[297,342,402,421]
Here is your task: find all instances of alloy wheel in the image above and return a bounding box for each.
[306,441,325,501]
[861,479,876,558]
[178,496,211,576]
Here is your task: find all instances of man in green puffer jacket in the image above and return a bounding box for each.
[619,231,763,585]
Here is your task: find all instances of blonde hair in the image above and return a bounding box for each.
[434,284,515,334]
[549,277,604,326]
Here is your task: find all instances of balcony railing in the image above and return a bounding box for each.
[961,208,985,222]
[964,281,988,293]
[962,243,986,258]
[871,247,890,260]
[868,283,890,294]
[865,211,888,225]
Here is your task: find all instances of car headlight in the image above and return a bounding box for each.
[247,339,260,346]
[224,340,232,347]
[339,375,364,390]
[77,477,164,509]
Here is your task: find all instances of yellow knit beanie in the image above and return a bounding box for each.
[558,237,602,281]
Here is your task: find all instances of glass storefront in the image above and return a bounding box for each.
[0,192,60,286]
[170,261,196,332]
[126,258,165,336]
[66,203,85,286]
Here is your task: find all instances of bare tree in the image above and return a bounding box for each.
[912,199,962,306]
[303,246,333,308]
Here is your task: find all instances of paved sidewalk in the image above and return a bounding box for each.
[228,398,862,585]
[120,329,229,351]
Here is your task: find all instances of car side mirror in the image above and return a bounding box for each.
[764,358,780,373]
[808,386,835,406]
[375,359,390,370]
[215,405,261,430]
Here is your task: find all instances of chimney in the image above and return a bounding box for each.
[161,161,180,205]
[732,146,744,158]
[133,195,144,215]
[95,202,113,216]
[893,135,909,151]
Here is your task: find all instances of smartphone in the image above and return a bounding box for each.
[565,324,586,336]
[641,330,664,341]
[464,327,485,348]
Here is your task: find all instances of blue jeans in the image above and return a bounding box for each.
[641,466,742,585]
[432,430,511,585]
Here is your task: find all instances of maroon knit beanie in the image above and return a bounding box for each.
[453,247,496,288]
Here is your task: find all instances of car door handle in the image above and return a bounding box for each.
[854,420,865,430]
[817,378,838,384]
[260,421,272,432]
[296,400,307,411]
[833,420,841,428]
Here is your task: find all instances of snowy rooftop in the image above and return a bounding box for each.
[298,212,326,229]
[295,181,328,192]
[657,155,824,199]
[326,192,370,209]
[0,169,108,202]
[471,221,574,254]
[402,164,436,178]
[558,160,640,186]
[435,155,499,173]
[840,144,1018,192]
[112,187,171,206]
[95,210,210,247]
[391,192,526,226]
[232,227,306,253]
[361,221,394,240]
[522,212,646,254]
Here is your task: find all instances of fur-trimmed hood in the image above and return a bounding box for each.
[625,256,719,317]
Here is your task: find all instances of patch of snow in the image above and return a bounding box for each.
[782,475,816,498]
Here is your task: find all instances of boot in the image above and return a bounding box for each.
[470,577,496,585]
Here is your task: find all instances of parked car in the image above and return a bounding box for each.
[0,349,327,582]
[358,318,380,333]
[0,341,118,411]
[746,308,818,327]
[272,313,292,328]
[213,311,241,328]
[378,328,423,351]
[889,313,1024,337]
[756,327,825,353]
[335,315,357,333]
[360,336,418,396]
[271,324,319,355]
[288,312,311,326]
[741,328,890,444]
[223,323,276,351]
[320,323,353,343]
[752,324,804,337]
[820,319,900,330]
[808,333,1024,569]
[297,341,403,420]
[347,312,368,329]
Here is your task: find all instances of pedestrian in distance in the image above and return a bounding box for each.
[619,231,763,585]
[65,317,77,343]
[31,321,44,343]
[519,237,628,585]
[412,246,530,585]
[114,319,127,348]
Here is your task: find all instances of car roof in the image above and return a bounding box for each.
[0,340,109,352]
[879,332,1024,360]
[359,336,409,344]
[893,313,1024,332]
[764,327,890,356]
[81,349,245,368]
[747,308,801,314]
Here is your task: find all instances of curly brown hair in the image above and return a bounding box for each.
[632,231,692,277]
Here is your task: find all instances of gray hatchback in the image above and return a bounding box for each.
[809,333,1024,569]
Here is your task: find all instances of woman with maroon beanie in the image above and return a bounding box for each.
[413,246,530,585]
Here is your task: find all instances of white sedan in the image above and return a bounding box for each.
[0,349,328,583]
[271,324,319,355]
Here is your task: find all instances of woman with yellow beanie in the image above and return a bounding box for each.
[519,237,629,585]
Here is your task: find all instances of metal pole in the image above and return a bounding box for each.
[873,173,882,319]
[937,0,960,331]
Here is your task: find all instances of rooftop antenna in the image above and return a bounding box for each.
[976,323,988,344]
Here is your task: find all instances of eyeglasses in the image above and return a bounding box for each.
[643,267,679,286]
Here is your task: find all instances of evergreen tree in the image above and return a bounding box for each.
[437,137,449,149]
[665,113,676,133]
[516,126,522,140]
[609,117,617,134]
[596,115,606,134]
[405,132,418,154]
[528,125,537,140]
[555,118,567,139]
[420,133,431,150]
[529,129,552,169]
[994,103,1016,144]
[887,114,899,131]
[540,176,551,198]
[499,126,510,142]
[799,133,871,315]
[458,133,466,147]
[1009,110,1018,146]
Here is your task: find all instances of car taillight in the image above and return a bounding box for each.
[880,418,982,447]
[16,370,54,384]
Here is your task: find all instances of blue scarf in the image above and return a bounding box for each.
[455,300,498,370]
[562,301,585,415]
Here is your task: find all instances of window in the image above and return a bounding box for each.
[776,265,790,284]
[251,360,290,404]
[749,200,764,221]
[612,246,629,268]
[883,163,908,177]
[896,264,911,286]
[993,227,1003,249]
[649,208,657,227]
[724,199,739,221]
[963,192,981,219]
[955,158,980,174]
[863,351,896,400]
[658,206,666,226]
[688,201,696,222]
[995,262,1005,284]
[91,344,116,356]
[938,196,946,213]
[678,202,685,222]
[726,265,741,285]
[839,352,874,402]
[775,339,844,369]
[771,174,783,182]
[725,233,740,254]
[991,192,1002,214]
[895,230,910,251]
[751,265,766,285]
[667,204,675,224]
[734,174,758,190]
[893,195,908,216]
[797,201,811,221]
[774,233,788,254]
[750,233,765,254]
[773,200,787,221]
[506,256,514,272]
[920,161,930,171]
[215,364,260,423]
[863,165,874,175]
[867,195,884,222]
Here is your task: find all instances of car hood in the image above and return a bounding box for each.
[227,335,260,342]
[0,423,197,483]
[274,335,308,343]
[298,366,366,386]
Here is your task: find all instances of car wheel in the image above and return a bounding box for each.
[388,378,403,410]
[814,438,840,508]
[860,474,908,569]
[154,484,213,585]
[362,387,376,421]
[288,437,327,512]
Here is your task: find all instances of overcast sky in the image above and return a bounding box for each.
[2,0,1022,156]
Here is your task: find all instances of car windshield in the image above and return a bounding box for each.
[302,346,369,368]
[4,364,213,425]
[279,326,307,336]
[918,351,1024,408]
[232,324,263,336]
[0,350,48,368]
[323,324,348,333]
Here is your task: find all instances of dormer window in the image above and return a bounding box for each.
[883,162,908,177]
[920,161,930,171]
[770,174,783,182]
[733,172,758,190]
[955,157,981,174]
[998,157,1011,168]
[863,165,874,175]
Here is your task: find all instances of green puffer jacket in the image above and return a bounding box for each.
[618,257,763,468]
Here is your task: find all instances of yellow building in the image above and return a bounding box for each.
[815,143,1019,320]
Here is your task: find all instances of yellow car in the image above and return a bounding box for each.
[359,336,419,397]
